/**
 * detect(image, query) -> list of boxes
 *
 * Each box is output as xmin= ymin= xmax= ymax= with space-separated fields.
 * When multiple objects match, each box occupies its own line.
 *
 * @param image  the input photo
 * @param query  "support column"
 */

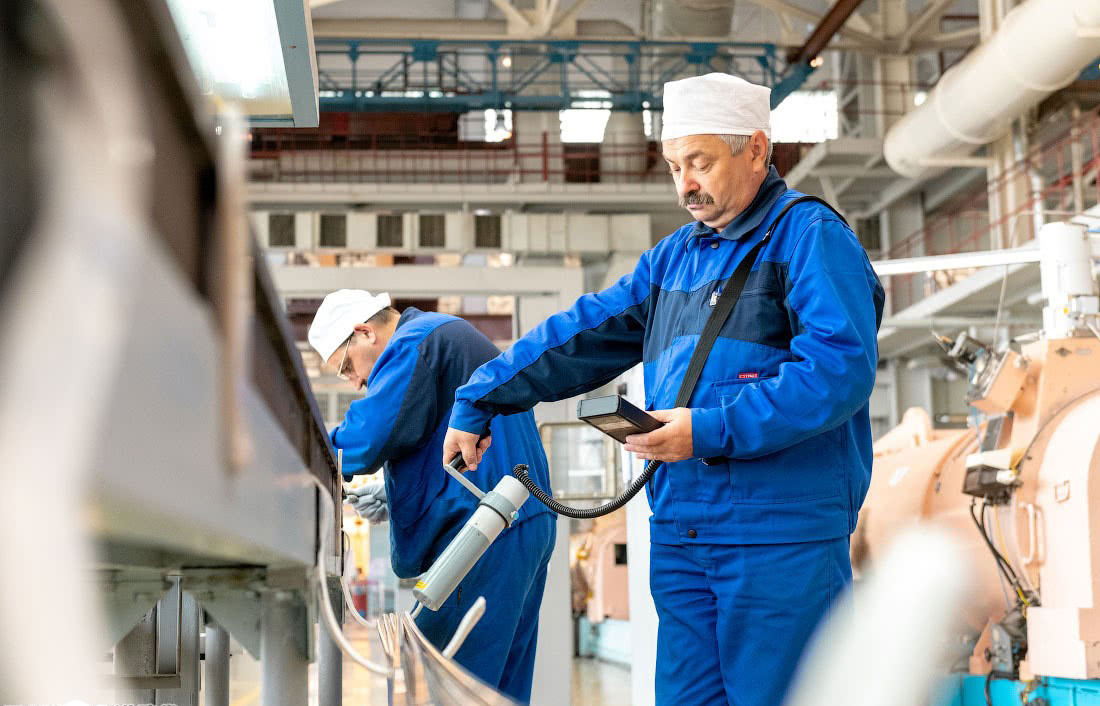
xmin=318 ymin=580 xmax=344 ymax=706
xmin=513 ymin=112 xmax=563 ymax=183
xmin=156 ymin=583 xmax=202 ymax=706
xmin=600 ymin=112 xmax=647 ymax=183
xmin=205 ymin=618 xmax=231 ymax=706
xmin=261 ymin=591 xmax=309 ymax=706
xmin=113 ymin=607 xmax=157 ymax=705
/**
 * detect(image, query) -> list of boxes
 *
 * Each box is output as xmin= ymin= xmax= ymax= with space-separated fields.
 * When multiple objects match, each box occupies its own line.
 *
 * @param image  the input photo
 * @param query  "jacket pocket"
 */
xmin=715 ymin=378 xmax=845 ymax=505
xmin=730 ymin=428 xmax=846 ymax=504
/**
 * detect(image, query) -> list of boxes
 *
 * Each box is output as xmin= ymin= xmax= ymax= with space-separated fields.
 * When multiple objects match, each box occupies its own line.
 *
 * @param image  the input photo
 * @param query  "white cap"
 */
xmin=661 ymin=73 xmax=771 ymax=141
xmin=308 ymin=289 xmax=392 ymax=362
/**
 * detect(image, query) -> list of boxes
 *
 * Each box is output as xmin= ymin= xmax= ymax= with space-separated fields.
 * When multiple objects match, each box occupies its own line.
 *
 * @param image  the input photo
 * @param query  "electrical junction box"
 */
xmin=963 ymin=448 xmax=1024 ymax=502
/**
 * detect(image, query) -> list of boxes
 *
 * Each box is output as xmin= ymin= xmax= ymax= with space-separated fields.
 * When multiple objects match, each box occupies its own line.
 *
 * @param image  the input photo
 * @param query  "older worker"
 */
xmin=444 ymin=73 xmax=884 ymax=706
xmin=309 ymin=290 xmax=554 ymax=703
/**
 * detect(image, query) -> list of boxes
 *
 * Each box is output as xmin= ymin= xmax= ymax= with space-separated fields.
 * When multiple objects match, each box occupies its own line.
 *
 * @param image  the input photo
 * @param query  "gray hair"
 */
xmin=718 ymin=134 xmax=773 ymax=169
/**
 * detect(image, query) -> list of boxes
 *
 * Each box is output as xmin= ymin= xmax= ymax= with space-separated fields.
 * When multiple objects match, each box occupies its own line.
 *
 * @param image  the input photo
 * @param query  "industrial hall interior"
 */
xmin=5 ymin=0 xmax=1100 ymax=704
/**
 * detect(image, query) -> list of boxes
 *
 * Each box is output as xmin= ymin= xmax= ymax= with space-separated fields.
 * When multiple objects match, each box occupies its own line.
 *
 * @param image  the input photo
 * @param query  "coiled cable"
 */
xmin=512 ymin=459 xmax=662 ymax=519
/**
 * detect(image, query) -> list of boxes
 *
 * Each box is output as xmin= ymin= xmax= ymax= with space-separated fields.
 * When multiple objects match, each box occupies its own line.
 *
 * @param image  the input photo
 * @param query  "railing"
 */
xmin=250 ymin=136 xmax=665 ymax=185
xmin=885 ymin=107 xmax=1100 ymax=312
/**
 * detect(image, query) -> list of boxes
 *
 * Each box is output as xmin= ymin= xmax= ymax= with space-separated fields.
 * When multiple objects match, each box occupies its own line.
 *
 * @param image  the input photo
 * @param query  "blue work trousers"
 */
xmin=651 ymin=536 xmax=851 ymax=706
xmin=416 ymin=513 xmax=556 ymax=704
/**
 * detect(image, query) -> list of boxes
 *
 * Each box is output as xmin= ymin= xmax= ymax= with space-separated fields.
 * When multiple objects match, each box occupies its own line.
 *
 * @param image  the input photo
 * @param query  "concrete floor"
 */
xmin=219 ymin=622 xmax=632 ymax=706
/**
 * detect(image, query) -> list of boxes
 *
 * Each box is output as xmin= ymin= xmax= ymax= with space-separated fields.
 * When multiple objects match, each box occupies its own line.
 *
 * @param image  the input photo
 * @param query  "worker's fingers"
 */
xmin=623 ymin=424 xmax=672 ymax=449
xmin=443 ymin=428 xmax=481 ymax=470
xmin=646 ymin=409 xmax=678 ymax=423
xmin=474 ymin=435 xmax=492 ymax=466
xmin=622 ymin=442 xmax=663 ymax=456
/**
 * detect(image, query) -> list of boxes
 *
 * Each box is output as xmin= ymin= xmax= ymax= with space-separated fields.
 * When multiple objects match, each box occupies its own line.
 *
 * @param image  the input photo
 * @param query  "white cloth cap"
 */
xmin=308 ymin=289 xmax=392 ymax=361
xmin=661 ymin=73 xmax=771 ymax=141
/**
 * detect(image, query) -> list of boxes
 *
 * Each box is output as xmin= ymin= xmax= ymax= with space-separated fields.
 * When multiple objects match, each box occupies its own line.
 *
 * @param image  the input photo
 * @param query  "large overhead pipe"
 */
xmin=883 ymin=0 xmax=1100 ymax=179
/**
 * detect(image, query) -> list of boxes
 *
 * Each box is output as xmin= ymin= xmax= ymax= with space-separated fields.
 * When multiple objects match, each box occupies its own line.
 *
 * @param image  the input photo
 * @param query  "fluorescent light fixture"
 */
xmin=165 ymin=0 xmax=319 ymax=126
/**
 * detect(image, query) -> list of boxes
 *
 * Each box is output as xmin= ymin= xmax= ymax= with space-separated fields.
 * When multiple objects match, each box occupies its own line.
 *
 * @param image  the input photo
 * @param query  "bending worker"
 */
xmin=309 ymin=290 xmax=554 ymax=703
xmin=445 ymin=73 xmax=885 ymax=706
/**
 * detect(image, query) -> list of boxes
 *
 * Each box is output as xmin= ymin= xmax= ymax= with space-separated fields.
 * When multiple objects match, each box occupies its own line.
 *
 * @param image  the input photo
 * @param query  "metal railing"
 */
xmin=250 ymin=136 xmax=665 ymax=185
xmin=885 ymin=107 xmax=1100 ymax=312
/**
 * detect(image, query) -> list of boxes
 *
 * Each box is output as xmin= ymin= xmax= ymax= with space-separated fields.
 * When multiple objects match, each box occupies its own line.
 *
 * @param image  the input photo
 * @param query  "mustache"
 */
xmin=679 ymin=191 xmax=715 ymax=207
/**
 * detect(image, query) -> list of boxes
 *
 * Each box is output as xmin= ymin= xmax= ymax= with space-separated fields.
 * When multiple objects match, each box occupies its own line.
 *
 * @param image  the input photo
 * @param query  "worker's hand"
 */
xmin=623 ymin=408 xmax=693 ymax=463
xmin=442 ymin=428 xmax=492 ymax=472
xmin=347 ymin=481 xmax=389 ymax=524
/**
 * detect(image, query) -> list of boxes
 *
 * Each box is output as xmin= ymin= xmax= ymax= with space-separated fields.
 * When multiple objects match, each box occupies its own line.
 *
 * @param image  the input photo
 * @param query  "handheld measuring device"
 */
xmin=577 ymin=395 xmax=663 ymax=443
xmin=411 ymin=452 xmax=530 ymax=612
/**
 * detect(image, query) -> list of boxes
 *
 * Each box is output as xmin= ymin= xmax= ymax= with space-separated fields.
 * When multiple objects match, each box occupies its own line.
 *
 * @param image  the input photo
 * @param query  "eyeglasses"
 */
xmin=335 ymin=335 xmax=354 ymax=381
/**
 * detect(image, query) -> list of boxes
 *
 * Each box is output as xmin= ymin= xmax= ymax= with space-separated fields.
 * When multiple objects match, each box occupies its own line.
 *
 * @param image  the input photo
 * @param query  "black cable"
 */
xmin=970 ymin=499 xmax=1038 ymax=606
xmin=984 ymin=671 xmax=994 ymax=706
xmin=977 ymin=500 xmax=1022 ymax=587
xmin=513 ymin=460 xmax=662 ymax=519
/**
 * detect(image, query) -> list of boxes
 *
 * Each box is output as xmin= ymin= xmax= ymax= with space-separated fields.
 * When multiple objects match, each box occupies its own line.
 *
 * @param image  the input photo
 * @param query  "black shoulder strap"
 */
xmin=672 ymin=195 xmax=845 ymax=410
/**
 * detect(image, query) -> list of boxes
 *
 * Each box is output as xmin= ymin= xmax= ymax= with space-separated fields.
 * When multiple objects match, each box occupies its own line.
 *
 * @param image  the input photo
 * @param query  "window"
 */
xmin=313 ymin=392 xmax=331 ymax=424
xmin=614 ymin=543 xmax=628 ymax=566
xmin=377 ymin=214 xmax=404 ymax=248
xmin=319 ymin=214 xmax=347 ymax=248
xmin=336 ymin=393 xmax=361 ymax=421
xmin=269 ymin=214 xmax=295 ymax=247
xmin=419 ymin=214 xmax=446 ymax=248
xmin=474 ymin=214 xmax=501 ymax=249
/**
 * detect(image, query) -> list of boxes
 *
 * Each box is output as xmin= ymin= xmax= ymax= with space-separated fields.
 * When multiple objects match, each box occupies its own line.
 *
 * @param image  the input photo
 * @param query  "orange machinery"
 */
xmin=855 ymin=222 xmax=1100 ymax=682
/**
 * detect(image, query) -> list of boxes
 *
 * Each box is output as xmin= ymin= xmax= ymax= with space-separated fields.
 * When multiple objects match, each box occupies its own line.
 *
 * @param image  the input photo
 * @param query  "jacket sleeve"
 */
xmin=330 ymin=341 xmax=438 ymax=475
xmin=449 ymin=249 xmax=656 ymax=434
xmin=691 ymin=216 xmax=884 ymax=459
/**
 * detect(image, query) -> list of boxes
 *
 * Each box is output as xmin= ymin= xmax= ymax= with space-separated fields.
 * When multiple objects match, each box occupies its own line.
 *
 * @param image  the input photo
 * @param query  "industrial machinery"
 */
xmin=853 ymin=221 xmax=1100 ymax=704
xmin=0 ymin=1 xmax=524 ymax=704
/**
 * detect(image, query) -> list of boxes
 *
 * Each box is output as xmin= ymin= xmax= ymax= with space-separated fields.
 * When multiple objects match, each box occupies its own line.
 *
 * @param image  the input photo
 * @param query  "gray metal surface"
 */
xmin=393 ymin=613 xmax=520 ymax=706
xmin=113 ymin=607 xmax=158 ymax=704
xmin=205 ymin=619 xmax=231 ymax=706
xmin=261 ymin=591 xmax=309 ymax=706
xmin=318 ymin=581 xmax=344 ymax=706
xmin=155 ymin=585 xmax=202 ymax=705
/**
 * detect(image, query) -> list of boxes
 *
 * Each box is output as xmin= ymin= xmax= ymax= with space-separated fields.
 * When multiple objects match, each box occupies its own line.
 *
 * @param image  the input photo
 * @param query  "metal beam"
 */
xmin=872 ymin=244 xmax=1040 ymax=276
xmin=881 ymin=316 xmax=1041 ymax=328
xmin=271 ymin=264 xmax=586 ymax=298
xmin=908 ymin=26 xmax=980 ymax=49
xmin=898 ymin=0 xmax=957 ymax=51
xmin=551 ymin=0 xmax=591 ymax=33
xmin=273 ymin=0 xmax=320 ymax=127
xmin=740 ymin=0 xmax=887 ymax=48
xmin=487 ymin=0 xmax=532 ymax=31
xmin=248 ymin=181 xmax=678 ymax=208
xmin=788 ymin=0 xmax=869 ymax=64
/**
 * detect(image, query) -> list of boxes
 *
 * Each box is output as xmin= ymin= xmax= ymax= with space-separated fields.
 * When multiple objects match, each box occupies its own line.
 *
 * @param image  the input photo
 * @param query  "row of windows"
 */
xmin=268 ymin=213 xmax=502 ymax=249
xmin=315 ymin=390 xmax=367 ymax=428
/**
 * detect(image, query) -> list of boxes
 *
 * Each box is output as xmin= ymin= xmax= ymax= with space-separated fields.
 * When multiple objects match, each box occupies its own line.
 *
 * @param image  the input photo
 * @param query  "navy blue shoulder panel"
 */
xmin=417 ymin=316 xmax=503 ymax=432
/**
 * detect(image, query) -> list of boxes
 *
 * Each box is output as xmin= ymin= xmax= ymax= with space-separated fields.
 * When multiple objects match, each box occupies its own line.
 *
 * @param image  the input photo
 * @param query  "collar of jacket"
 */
xmin=396 ymin=306 xmax=423 ymax=330
xmin=688 ymin=165 xmax=788 ymax=243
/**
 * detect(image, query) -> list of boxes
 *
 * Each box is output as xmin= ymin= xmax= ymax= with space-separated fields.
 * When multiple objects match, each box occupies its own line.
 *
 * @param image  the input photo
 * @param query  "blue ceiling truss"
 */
xmin=312 ymin=37 xmax=814 ymax=114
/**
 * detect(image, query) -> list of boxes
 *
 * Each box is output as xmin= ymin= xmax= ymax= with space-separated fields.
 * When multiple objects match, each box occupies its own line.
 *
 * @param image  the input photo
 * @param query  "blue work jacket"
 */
xmin=331 ymin=308 xmax=553 ymax=577
xmin=450 ymin=168 xmax=885 ymax=545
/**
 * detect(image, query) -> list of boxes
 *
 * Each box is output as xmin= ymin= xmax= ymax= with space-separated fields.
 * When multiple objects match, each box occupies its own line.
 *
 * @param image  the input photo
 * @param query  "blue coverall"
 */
xmin=330 ymin=308 xmax=555 ymax=703
xmin=450 ymin=167 xmax=885 ymax=706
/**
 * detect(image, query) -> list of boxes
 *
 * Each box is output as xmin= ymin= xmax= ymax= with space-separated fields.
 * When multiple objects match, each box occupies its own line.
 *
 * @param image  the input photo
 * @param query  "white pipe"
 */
xmin=1040 ymin=221 xmax=1098 ymax=338
xmin=883 ymin=0 xmax=1100 ymax=179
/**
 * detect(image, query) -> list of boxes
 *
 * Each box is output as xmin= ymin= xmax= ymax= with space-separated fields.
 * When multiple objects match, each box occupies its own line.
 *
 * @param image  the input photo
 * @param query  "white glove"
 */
xmin=347 ymin=481 xmax=388 ymax=524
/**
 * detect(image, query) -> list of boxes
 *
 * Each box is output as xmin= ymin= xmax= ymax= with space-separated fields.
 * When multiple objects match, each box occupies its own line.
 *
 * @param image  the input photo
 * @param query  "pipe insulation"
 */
xmin=883 ymin=0 xmax=1100 ymax=179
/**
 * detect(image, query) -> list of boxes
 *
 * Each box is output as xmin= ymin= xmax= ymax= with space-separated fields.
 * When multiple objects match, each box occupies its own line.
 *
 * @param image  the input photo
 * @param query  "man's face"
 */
xmin=661 ymin=132 xmax=769 ymax=230
xmin=324 ymin=323 xmax=391 ymax=390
